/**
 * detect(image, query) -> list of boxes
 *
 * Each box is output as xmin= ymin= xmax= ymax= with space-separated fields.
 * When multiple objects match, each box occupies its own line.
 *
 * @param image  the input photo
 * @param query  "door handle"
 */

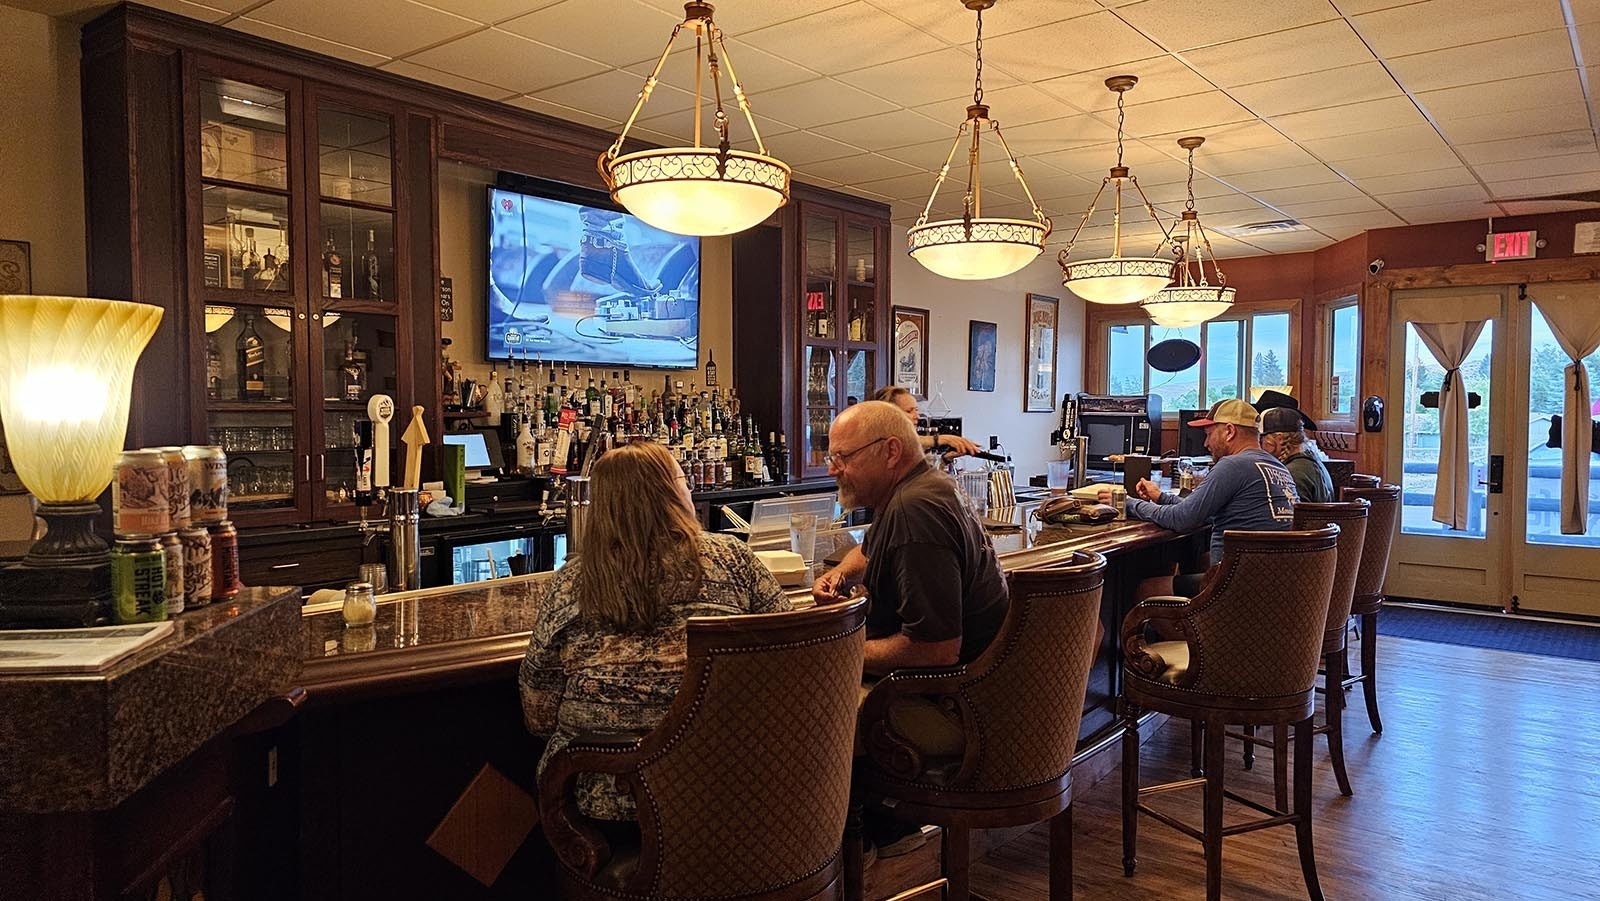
xmin=1479 ymin=455 xmax=1504 ymax=494
xmin=269 ymin=562 xmax=301 ymax=570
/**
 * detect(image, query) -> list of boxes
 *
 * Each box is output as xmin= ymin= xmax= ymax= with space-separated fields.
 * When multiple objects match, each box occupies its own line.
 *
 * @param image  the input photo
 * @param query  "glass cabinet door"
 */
xmin=203 ymin=304 xmax=299 ymax=516
xmin=316 ymin=104 xmax=395 ymax=304
xmin=805 ymin=214 xmax=838 ymax=341
xmin=198 ymin=76 xmax=293 ymax=297
xmin=316 ymin=311 xmax=399 ymax=508
xmin=845 ymin=222 xmax=877 ymax=344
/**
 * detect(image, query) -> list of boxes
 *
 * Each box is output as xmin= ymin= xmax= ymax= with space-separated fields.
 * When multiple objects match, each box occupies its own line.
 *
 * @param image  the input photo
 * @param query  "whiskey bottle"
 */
xmin=848 ymin=304 xmax=864 ymax=341
xmin=361 ymin=228 xmax=381 ymax=300
xmin=322 ymin=229 xmax=344 ymax=299
xmin=206 ymin=333 xmax=222 ymax=400
xmin=241 ymin=228 xmax=262 ymax=289
xmin=339 ymin=337 xmax=367 ymax=402
xmin=236 ymin=314 xmax=266 ymax=401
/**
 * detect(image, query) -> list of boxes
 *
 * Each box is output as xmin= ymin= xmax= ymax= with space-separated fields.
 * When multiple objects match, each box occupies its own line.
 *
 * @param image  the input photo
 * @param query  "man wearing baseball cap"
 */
xmin=1257 ymin=397 xmax=1334 ymax=503
xmin=1103 ymin=397 xmax=1298 ymax=597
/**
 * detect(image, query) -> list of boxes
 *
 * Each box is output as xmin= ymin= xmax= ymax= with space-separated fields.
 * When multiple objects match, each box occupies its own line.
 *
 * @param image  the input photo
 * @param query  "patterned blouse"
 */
xmin=520 ymin=532 xmax=791 ymax=821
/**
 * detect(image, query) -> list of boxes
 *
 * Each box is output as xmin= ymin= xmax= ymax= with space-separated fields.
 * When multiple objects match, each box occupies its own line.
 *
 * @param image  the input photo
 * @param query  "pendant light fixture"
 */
xmin=1142 ymin=136 xmax=1236 ymax=328
xmin=906 ymin=0 xmax=1050 ymax=281
xmin=598 ymin=2 xmax=790 ymax=237
xmin=1057 ymin=76 xmax=1176 ymax=304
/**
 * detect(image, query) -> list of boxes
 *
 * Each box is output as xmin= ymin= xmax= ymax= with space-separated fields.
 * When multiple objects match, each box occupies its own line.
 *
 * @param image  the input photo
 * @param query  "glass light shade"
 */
xmin=0 ymin=296 xmax=163 ymax=503
xmin=1143 ymin=285 xmax=1236 ymax=327
xmin=907 ymin=218 xmax=1047 ymax=280
xmin=607 ymin=147 xmax=790 ymax=237
xmin=1061 ymin=257 xmax=1175 ymax=305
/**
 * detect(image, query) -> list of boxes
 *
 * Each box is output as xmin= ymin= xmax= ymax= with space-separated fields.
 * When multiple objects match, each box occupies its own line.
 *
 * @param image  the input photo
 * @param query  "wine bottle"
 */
xmin=236 ymin=314 xmax=265 ymax=401
xmin=775 ymin=431 xmax=790 ymax=485
xmin=322 ymin=229 xmax=344 ymax=298
xmin=705 ymin=349 xmax=718 ymax=387
xmin=361 ymin=228 xmax=381 ymax=299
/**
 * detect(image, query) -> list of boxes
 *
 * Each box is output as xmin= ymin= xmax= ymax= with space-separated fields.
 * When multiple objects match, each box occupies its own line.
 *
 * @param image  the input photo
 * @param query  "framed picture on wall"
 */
xmin=1025 ymin=293 xmax=1059 ymax=412
xmin=0 ymin=240 xmax=32 ymax=294
xmin=968 ymin=320 xmax=997 ymax=392
xmin=892 ymin=306 xmax=930 ymax=400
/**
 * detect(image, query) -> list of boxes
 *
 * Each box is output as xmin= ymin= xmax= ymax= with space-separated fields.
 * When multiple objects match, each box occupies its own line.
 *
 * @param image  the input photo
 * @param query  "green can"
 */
xmin=111 ymin=537 xmax=167 ymax=624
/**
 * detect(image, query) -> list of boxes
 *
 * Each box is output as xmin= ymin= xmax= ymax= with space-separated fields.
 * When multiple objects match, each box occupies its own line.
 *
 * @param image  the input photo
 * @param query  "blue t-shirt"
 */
xmin=1125 ymin=448 xmax=1297 ymax=561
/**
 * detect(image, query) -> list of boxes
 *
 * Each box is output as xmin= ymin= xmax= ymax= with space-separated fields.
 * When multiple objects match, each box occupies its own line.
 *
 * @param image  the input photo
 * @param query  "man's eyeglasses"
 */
xmin=824 ymin=436 xmax=888 ymax=468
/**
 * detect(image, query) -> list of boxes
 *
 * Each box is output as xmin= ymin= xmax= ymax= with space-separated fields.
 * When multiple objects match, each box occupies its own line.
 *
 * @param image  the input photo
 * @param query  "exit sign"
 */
xmin=1485 ymin=230 xmax=1538 ymax=262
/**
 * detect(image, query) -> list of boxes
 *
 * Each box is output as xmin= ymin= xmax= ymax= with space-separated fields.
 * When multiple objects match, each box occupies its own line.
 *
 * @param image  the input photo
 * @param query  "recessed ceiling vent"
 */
xmin=1220 ymin=219 xmax=1307 ymax=236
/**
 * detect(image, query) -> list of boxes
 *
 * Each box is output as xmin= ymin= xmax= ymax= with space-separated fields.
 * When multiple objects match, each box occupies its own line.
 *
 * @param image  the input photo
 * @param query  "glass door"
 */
xmin=801 ymin=211 xmax=840 ymax=477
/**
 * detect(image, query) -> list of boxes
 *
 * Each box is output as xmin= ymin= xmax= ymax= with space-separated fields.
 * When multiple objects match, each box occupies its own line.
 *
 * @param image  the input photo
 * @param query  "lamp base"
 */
xmin=0 ymin=502 xmax=113 ymax=628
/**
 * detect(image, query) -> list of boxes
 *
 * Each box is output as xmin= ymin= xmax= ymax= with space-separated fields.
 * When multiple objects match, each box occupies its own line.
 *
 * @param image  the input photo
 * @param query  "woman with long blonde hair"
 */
xmin=520 ymin=441 xmax=790 ymax=824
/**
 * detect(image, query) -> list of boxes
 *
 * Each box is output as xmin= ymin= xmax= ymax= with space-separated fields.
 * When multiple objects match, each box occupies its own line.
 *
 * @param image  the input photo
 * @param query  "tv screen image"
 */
xmin=487 ymin=186 xmax=701 ymax=369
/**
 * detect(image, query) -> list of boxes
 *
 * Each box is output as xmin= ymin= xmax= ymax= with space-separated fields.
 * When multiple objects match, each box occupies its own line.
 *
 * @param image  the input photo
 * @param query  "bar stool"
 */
xmin=1238 ymin=500 xmax=1369 ymax=806
xmin=1121 ymin=527 xmax=1340 ymax=901
xmin=539 ymin=599 xmax=867 ymax=900
xmin=1340 ymin=482 xmax=1401 ymax=733
xmin=851 ymin=552 xmax=1107 ymax=901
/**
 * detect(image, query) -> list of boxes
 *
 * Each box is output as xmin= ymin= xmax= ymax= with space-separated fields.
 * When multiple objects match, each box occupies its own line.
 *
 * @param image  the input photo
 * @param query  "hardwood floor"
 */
xmin=875 ymin=632 xmax=1600 ymax=900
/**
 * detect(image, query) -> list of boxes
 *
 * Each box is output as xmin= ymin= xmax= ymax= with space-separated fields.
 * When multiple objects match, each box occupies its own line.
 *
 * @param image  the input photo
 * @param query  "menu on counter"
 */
xmin=0 ymin=622 xmax=175 ymax=674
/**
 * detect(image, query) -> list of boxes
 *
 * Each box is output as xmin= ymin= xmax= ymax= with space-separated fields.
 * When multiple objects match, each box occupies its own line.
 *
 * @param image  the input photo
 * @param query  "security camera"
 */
xmin=1368 ymin=259 xmax=1385 ymax=275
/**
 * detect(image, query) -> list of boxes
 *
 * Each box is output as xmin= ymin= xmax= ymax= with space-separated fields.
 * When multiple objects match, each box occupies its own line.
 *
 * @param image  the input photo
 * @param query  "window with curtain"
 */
xmin=1098 ymin=311 xmax=1293 ymax=415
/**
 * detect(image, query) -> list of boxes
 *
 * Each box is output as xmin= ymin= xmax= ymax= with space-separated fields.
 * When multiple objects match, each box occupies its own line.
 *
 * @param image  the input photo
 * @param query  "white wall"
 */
xmin=888 ymin=226 xmax=1084 ymax=483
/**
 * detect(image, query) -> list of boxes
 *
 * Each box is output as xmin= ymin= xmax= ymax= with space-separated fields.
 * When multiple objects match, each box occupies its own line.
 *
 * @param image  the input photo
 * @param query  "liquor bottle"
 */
xmin=599 ymin=377 xmax=612 ymax=418
xmin=339 ymin=338 xmax=367 ymax=403
xmin=516 ymin=415 xmax=535 ymax=472
xmin=241 ymin=228 xmax=262 ymax=288
xmin=206 ymin=333 xmax=222 ymax=400
xmin=704 ymin=349 xmax=718 ymax=387
xmin=775 ymin=431 xmax=790 ymax=485
xmin=322 ymin=229 xmax=344 ymax=298
xmin=727 ymin=386 xmax=741 ymax=417
xmin=848 ymin=304 xmax=864 ymax=341
xmin=484 ymin=368 xmax=503 ymax=427
xmin=585 ymin=376 xmax=600 ymax=417
xmin=236 ymin=314 xmax=265 ymax=401
xmin=744 ymin=418 xmax=762 ymax=487
xmin=360 ymin=229 xmax=381 ymax=300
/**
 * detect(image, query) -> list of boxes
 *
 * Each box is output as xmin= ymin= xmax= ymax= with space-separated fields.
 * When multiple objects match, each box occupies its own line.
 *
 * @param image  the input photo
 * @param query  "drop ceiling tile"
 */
xmin=1185 ymin=190 xmax=1275 ymax=214
xmin=729 ymin=78 xmax=897 ymax=129
xmin=1375 ymin=183 xmax=1491 ymax=206
xmin=379 ymin=59 xmax=517 ymax=100
xmin=978 ymin=11 xmax=1165 ymax=81
xmin=1456 ymin=130 xmax=1597 ymax=165
xmin=1331 ymin=147 xmax=1465 ymax=177
xmin=1475 ymin=152 xmax=1600 ymax=183
xmin=1123 ymin=157 xmax=1194 ymax=186
xmin=994 ymin=115 xmax=1121 ymax=158
xmin=1300 ymin=210 xmax=1406 ymax=233
xmin=1573 ymin=0 xmax=1600 ymax=24
xmin=623 ymin=39 xmax=825 ymax=93
xmin=1036 ymin=54 xmax=1214 ymax=112
xmin=868 ymin=0 xmax=1101 ymax=43
xmin=1268 ymin=95 xmax=1427 ymax=142
xmin=1030 ymin=136 xmax=1173 ymax=176
xmin=853 ymin=172 xmax=945 ymax=202
xmin=1490 ymin=169 xmax=1600 ymax=197
xmin=810 ymin=108 xmax=958 ymax=151
xmin=412 ymin=0 xmax=564 ymax=25
xmin=877 ymin=137 xmax=960 ymax=167
xmin=1140 ymin=176 xmax=1247 ymax=204
xmin=504 ymin=95 xmax=617 ymax=129
xmin=1435 ymin=102 xmax=1592 ymax=145
xmin=1255 ymin=180 xmax=1367 ymax=204
xmin=498 ymin=0 xmax=683 ymax=67
xmin=1392 ymin=201 xmax=1502 ymax=223
xmin=1335 ymin=0 xmax=1431 ymax=13
xmin=799 ymin=152 xmax=924 ymax=185
xmin=141 ymin=1 xmax=237 ymax=21
xmin=1116 ymin=0 xmax=1339 ymax=52
xmin=534 ymin=69 xmax=697 ymax=120
xmin=1121 ymin=90 xmax=1256 ymax=137
xmin=1227 ymin=162 xmax=1344 ymax=192
xmin=1349 ymin=166 xmax=1478 ymax=194
xmin=1183 ymin=19 xmax=1374 ymax=87
xmin=913 ymin=84 xmax=1078 ymax=128
xmin=631 ymin=101 xmax=797 ymax=145
xmin=1145 ymin=121 xmax=1289 ymax=155
xmin=249 ymin=0 xmax=481 ymax=59
xmin=764 ymin=129 xmax=867 ymax=166
xmin=405 ymin=28 xmax=607 ymax=93
xmin=1354 ymin=0 xmax=1565 ymax=59
xmin=1497 ymin=199 xmax=1600 ymax=214
xmin=1416 ymin=71 xmax=1586 ymax=122
xmin=1385 ymin=29 xmax=1577 ymax=93
xmin=836 ymin=48 xmax=1018 ymax=108
xmin=739 ymin=2 xmax=946 ymax=74
xmin=1197 ymin=143 xmax=1320 ymax=175
xmin=1228 ymin=62 xmax=1402 ymax=117
xmin=229 ymin=18 xmax=390 ymax=66
xmin=1272 ymin=196 xmax=1386 ymax=218
xmin=1298 ymin=123 xmax=1450 ymax=161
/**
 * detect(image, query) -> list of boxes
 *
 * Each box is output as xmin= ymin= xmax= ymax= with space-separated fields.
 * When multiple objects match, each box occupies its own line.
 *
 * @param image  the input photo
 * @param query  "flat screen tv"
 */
xmin=486 ymin=179 xmax=701 ymax=369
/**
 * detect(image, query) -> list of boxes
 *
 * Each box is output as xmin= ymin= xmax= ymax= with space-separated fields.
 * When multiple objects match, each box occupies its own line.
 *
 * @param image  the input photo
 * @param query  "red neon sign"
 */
xmin=1485 ymin=230 xmax=1538 ymax=262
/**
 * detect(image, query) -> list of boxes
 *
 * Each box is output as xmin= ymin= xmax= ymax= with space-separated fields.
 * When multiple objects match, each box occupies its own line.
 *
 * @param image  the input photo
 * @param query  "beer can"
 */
xmin=180 ymin=525 xmax=213 ymax=608
xmin=209 ymin=519 xmax=241 ymax=602
xmin=113 ymin=450 xmax=170 ymax=536
xmin=111 ymin=537 xmax=167 ymax=623
xmin=185 ymin=445 xmax=229 ymax=525
xmin=159 ymin=532 xmax=185 ymax=615
xmin=157 ymin=446 xmax=192 ymax=529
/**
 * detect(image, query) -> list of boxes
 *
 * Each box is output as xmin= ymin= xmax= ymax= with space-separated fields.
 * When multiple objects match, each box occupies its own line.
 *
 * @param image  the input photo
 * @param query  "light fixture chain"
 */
xmin=1116 ymin=88 xmax=1125 ymax=168
xmin=1185 ymin=145 xmax=1196 ymax=212
xmin=707 ymin=27 xmax=731 ymax=155
xmin=715 ymin=31 xmax=771 ymax=156
xmin=603 ymin=21 xmax=686 ymax=162
xmin=972 ymin=4 xmax=985 ymax=106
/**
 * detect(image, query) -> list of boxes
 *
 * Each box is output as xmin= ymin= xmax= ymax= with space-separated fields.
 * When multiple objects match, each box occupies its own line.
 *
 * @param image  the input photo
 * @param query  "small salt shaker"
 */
xmin=343 ymin=581 xmax=376 ymax=627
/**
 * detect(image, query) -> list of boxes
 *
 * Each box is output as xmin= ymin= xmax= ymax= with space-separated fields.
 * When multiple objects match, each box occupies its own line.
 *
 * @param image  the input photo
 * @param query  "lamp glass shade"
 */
xmin=1061 ymin=256 xmax=1175 ymax=305
xmin=607 ymin=147 xmax=790 ymax=237
xmin=1143 ymin=285 xmax=1236 ymax=328
xmin=907 ymin=218 xmax=1047 ymax=280
xmin=0 ymin=296 xmax=163 ymax=503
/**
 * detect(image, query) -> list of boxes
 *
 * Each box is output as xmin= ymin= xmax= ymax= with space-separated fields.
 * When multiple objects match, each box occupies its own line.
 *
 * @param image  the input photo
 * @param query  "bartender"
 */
xmin=870 ymin=386 xmax=982 ymax=461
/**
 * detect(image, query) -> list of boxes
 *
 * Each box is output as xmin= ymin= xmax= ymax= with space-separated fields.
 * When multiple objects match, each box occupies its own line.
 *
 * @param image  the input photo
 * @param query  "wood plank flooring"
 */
xmin=874 ymin=631 xmax=1600 ymax=900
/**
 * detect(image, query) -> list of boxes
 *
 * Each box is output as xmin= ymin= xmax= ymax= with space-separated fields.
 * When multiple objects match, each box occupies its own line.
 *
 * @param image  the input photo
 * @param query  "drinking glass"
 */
xmin=789 ymin=513 xmax=819 ymax=565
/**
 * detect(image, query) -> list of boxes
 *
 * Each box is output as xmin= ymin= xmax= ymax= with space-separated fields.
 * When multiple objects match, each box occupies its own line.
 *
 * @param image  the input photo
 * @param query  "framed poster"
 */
xmin=892 ymin=306 xmax=929 ymax=399
xmin=1025 ymin=293 xmax=1059 ymax=412
xmin=968 ymin=320 xmax=997 ymax=392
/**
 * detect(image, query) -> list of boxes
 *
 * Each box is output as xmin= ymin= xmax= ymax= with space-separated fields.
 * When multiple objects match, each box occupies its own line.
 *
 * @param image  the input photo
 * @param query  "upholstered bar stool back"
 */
xmin=540 ymin=598 xmax=868 ymax=901
xmin=854 ymin=551 xmax=1107 ymax=901
xmin=1340 ymin=482 xmax=1401 ymax=733
xmin=1344 ymin=472 xmax=1382 ymax=494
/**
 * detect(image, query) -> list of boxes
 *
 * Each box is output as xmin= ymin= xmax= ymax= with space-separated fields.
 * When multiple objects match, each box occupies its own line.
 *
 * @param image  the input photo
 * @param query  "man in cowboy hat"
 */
xmin=1254 ymin=390 xmax=1334 ymax=503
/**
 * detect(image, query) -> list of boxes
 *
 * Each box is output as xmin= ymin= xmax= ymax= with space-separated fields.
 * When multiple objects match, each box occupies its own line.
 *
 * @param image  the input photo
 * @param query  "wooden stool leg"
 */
xmin=1203 ymin=718 xmax=1225 ymax=901
xmin=1190 ymin=719 xmax=1205 ymax=777
xmin=1361 ymin=611 xmax=1383 ymax=733
xmin=1122 ymin=708 xmax=1140 ymax=877
xmin=1049 ymin=804 xmax=1073 ymax=901
xmin=1273 ymin=723 xmax=1289 ymax=813
xmin=1243 ymin=724 xmax=1256 ymax=770
xmin=1325 ymin=652 xmax=1353 ymax=796
xmin=1293 ymin=718 xmax=1326 ymax=901
xmin=843 ymin=800 xmax=864 ymax=901
xmin=944 ymin=825 xmax=971 ymax=901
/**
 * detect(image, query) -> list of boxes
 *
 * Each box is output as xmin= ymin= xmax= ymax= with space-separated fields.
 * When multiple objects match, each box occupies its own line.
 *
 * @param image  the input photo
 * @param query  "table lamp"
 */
xmin=0 ymin=295 xmax=163 ymax=626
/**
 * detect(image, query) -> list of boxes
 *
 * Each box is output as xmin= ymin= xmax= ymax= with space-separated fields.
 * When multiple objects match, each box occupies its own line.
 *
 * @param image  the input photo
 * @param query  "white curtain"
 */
xmin=1414 ymin=321 xmax=1488 ymax=530
xmin=1532 ymin=289 xmax=1600 ymax=534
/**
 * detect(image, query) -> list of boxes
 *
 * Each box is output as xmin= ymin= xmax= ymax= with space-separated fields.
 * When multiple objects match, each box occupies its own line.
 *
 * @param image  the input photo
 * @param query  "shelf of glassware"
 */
xmin=203 ymin=304 xmax=299 ymax=513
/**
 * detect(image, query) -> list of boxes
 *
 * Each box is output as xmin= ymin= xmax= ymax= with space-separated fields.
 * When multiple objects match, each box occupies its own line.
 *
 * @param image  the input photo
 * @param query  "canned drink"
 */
xmin=113 ymin=450 xmax=170 ymax=536
xmin=156 ymin=446 xmax=191 ymax=529
xmin=180 ymin=525 xmax=213 ymax=608
xmin=1112 ymin=486 xmax=1128 ymax=519
xmin=159 ymin=532 xmax=185 ymax=615
xmin=208 ymin=520 xmax=240 ymax=602
xmin=111 ymin=537 xmax=167 ymax=623
xmin=185 ymin=445 xmax=229 ymax=525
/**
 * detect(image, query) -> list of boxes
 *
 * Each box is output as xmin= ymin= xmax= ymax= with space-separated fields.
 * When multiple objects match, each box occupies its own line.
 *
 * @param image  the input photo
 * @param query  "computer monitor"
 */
xmin=1178 ymin=410 xmax=1210 ymax=457
xmin=442 ymin=429 xmax=505 ymax=477
xmin=1083 ymin=419 xmax=1130 ymax=462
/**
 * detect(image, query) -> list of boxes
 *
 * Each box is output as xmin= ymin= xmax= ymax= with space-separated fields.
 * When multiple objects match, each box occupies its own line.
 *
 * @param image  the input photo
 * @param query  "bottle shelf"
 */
xmin=207 ymin=401 xmax=295 ymax=412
